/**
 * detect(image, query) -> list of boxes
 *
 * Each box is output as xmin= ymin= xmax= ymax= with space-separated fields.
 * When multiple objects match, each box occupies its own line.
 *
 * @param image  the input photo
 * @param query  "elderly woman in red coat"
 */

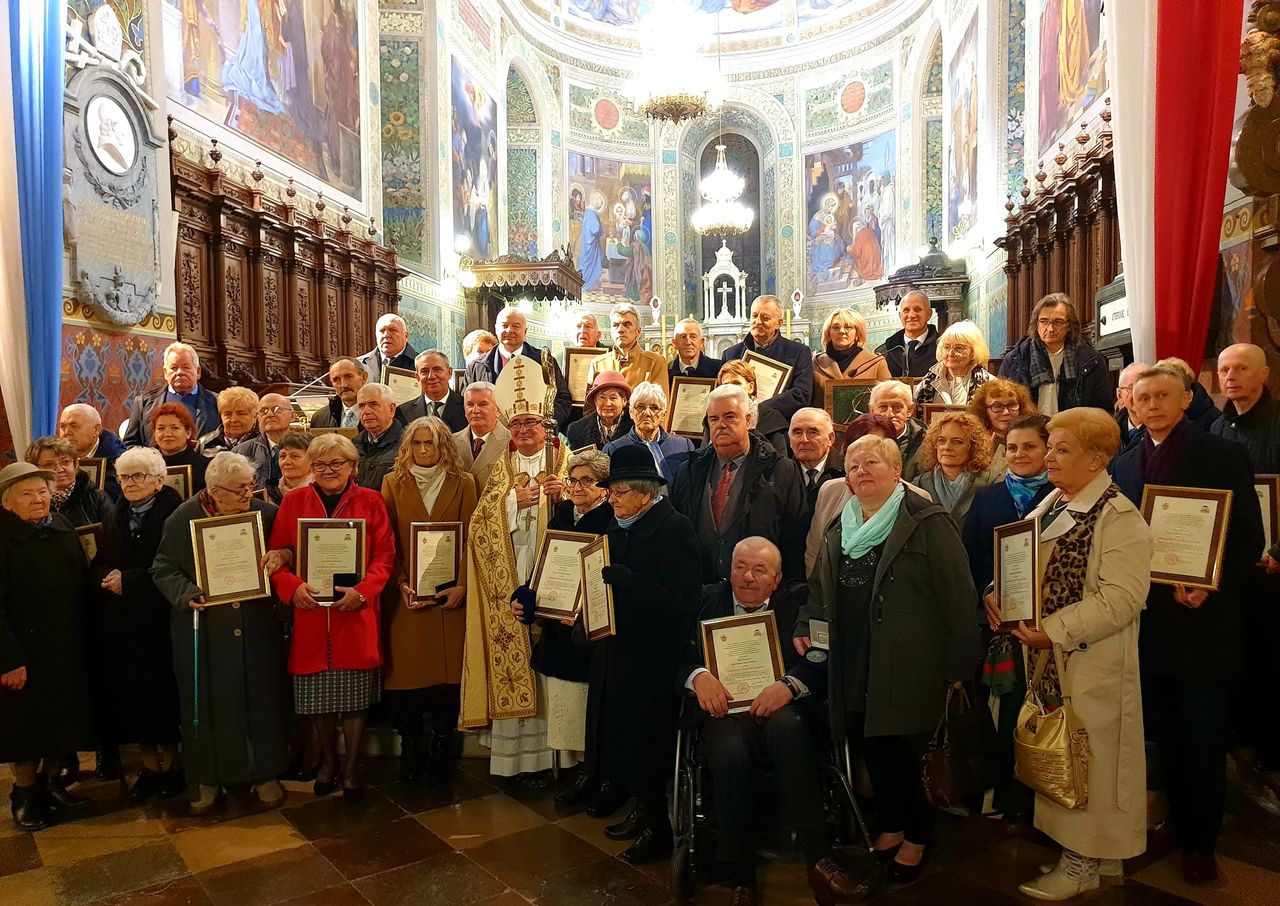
xmin=269 ymin=434 xmax=395 ymax=801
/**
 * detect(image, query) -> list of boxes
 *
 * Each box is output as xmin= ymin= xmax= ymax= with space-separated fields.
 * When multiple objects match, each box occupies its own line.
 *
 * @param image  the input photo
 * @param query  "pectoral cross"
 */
xmin=717 ymin=282 xmax=734 ymax=318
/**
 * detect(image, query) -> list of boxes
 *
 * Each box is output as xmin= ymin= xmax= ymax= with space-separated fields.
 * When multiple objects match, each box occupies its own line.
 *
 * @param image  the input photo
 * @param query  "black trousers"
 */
xmin=700 ymin=703 xmax=827 ymax=870
xmin=849 ymin=712 xmax=934 ymax=846
xmin=1144 ymin=677 xmax=1230 ymax=852
xmin=1236 ymin=570 xmax=1280 ymax=759
xmin=388 ymin=684 xmax=461 ymax=744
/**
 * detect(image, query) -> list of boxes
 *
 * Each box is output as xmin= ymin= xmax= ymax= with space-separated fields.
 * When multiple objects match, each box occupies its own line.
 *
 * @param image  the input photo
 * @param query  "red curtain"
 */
xmin=1153 ymin=0 xmax=1244 ymax=364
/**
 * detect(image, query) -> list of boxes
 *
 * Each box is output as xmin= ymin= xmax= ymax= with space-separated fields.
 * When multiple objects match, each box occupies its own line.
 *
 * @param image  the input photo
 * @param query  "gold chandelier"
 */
xmin=624 ymin=4 xmax=722 ymax=125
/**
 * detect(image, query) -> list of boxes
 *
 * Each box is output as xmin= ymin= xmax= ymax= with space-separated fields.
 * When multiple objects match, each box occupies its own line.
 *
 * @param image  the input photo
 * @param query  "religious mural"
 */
xmin=803 ymin=131 xmax=897 ymax=296
xmin=451 ymin=56 xmax=499 ymax=259
xmin=1036 ymin=0 xmax=1107 ymax=158
xmin=567 ymin=151 xmax=653 ymax=303
xmin=565 ymin=0 xmax=861 ymax=37
xmin=170 ymin=0 xmax=364 ymax=198
xmin=947 ymin=10 xmax=978 ymax=241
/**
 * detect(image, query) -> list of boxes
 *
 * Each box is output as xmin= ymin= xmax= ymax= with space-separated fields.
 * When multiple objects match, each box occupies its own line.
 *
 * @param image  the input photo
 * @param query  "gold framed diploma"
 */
xmin=1256 ymin=475 xmax=1279 ymax=555
xmin=741 ymin=350 xmax=793 ymax=402
xmin=580 ymin=535 xmax=616 ymax=641
xmin=290 ymin=394 xmax=333 ymax=422
xmin=408 ymin=522 xmax=462 ymax=601
xmin=78 ymin=457 xmax=106 ymax=491
xmin=296 ymin=518 xmax=366 ymax=602
xmin=76 ymin=522 xmax=103 ymax=562
xmin=164 ymin=464 xmax=193 ymax=500
xmin=993 ymin=518 xmax=1041 ymax=629
xmin=384 ymin=366 xmax=423 ymax=407
xmin=667 ymin=376 xmax=716 ymax=439
xmin=189 ymin=512 xmax=269 ymax=606
xmin=564 ymin=347 xmax=608 ymax=405
xmin=1139 ymin=485 xmax=1233 ymax=590
xmin=700 ymin=611 xmax=786 ymax=714
xmin=532 ymin=530 xmax=596 ymax=620
xmin=920 ymin=403 xmax=967 ymax=426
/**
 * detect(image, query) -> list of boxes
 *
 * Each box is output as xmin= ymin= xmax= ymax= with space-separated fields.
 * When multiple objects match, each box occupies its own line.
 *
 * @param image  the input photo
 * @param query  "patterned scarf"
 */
xmin=51 ymin=484 xmax=74 ymax=510
xmin=1027 ymin=339 xmax=1077 ymax=392
xmin=1005 ymin=470 xmax=1050 ymax=518
xmin=1031 ymin=483 xmax=1120 ymax=706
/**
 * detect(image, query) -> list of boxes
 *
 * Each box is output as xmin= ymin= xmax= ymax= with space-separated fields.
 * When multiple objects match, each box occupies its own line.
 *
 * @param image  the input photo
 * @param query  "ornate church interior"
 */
xmin=2 ymin=0 xmax=1280 ymax=904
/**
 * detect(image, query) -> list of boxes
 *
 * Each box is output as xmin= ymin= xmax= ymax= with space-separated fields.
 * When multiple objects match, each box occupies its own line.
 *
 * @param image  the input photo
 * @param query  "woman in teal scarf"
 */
xmin=796 ymin=435 xmax=980 ymax=883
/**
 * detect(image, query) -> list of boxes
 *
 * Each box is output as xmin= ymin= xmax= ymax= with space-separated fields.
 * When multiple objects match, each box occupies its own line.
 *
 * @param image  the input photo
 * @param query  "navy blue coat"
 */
xmin=668 ymin=355 xmax=724 ymax=380
xmin=122 ymin=385 xmax=220 ymax=449
xmin=961 ymin=478 xmax=1053 ymax=599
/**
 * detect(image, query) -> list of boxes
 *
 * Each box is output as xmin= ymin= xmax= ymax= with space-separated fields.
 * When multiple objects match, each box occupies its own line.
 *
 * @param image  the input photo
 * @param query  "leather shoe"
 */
xmin=887 ymin=853 xmax=925 ymax=884
xmin=10 ymin=786 xmax=51 ymax=832
xmin=604 ymin=806 xmax=643 ymax=841
xmin=585 ymin=782 xmax=626 ymax=818
xmin=45 ymin=783 xmax=91 ymax=812
xmin=728 ymin=885 xmax=758 ymax=906
xmin=1182 ymin=850 xmax=1218 ymax=885
xmin=619 ymin=824 xmax=673 ymax=864
xmin=808 ymin=857 xmax=875 ymax=903
xmin=554 ymin=769 xmax=595 ymax=807
xmin=313 ymin=774 xmax=341 ymax=797
xmin=127 ymin=769 xmax=161 ymax=804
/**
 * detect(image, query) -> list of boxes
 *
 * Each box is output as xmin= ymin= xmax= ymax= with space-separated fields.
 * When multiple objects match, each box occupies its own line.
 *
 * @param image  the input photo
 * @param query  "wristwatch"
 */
xmin=779 ymin=675 xmax=800 ymax=699
xmin=356 ymin=592 xmax=366 ymax=606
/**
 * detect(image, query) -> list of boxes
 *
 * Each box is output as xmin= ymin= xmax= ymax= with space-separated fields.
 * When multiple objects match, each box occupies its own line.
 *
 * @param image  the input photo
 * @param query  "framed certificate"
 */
xmin=297 ymin=518 xmax=367 ymax=602
xmin=164 ymin=464 xmax=193 ymax=500
xmin=532 ymin=530 xmax=596 ymax=620
xmin=384 ymin=366 xmax=422 ymax=407
xmin=824 ymin=378 xmax=878 ymax=431
xmin=580 ymin=535 xmax=616 ymax=641
xmin=1256 ymin=475 xmax=1279 ymax=555
xmin=409 ymin=522 xmax=463 ymax=601
xmin=667 ymin=376 xmax=715 ymax=439
xmin=993 ymin=518 xmax=1041 ymax=629
xmin=76 ymin=522 xmax=103 ymax=562
xmin=290 ymin=394 xmax=333 ymax=422
xmin=699 ymin=611 xmax=786 ymax=714
xmin=189 ymin=512 xmax=269 ymax=606
xmin=1139 ymin=485 xmax=1233 ymax=590
xmin=809 ymin=618 xmax=830 ymax=650
xmin=564 ymin=346 xmax=607 ymax=405
xmin=78 ymin=457 xmax=106 ymax=491
xmin=569 ymin=444 xmax=599 ymax=456
xmin=920 ymin=403 xmax=967 ymax=426
xmin=252 ymin=488 xmax=270 ymax=502
xmin=741 ymin=350 xmax=793 ymax=402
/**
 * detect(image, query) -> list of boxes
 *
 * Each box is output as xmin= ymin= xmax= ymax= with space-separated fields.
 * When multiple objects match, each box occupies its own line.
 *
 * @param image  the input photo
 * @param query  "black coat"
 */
xmin=164 ymin=447 xmax=209 ymax=495
xmin=1187 ymin=382 xmax=1221 ymax=431
xmin=397 ymin=391 xmax=468 ymax=433
xmin=531 ymin=501 xmax=613 ymax=683
xmin=123 ymin=384 xmax=221 ymax=448
xmin=799 ymin=489 xmax=980 ymax=740
xmin=669 ymin=355 xmax=724 ymax=380
xmin=723 ymin=333 xmax=815 ymax=422
xmin=357 ymin=344 xmax=419 ymax=381
xmin=1110 ymin=420 xmax=1264 ymax=679
xmin=961 ymin=478 xmax=1053 ymax=598
xmin=670 ymin=432 xmax=808 ymax=582
xmin=876 ymin=324 xmax=940 ymax=379
xmin=91 ymin=487 xmax=184 ymax=745
xmin=1210 ymin=391 xmax=1280 ymax=558
xmin=0 ymin=509 xmax=95 ymax=762
xmin=95 ymin=429 xmax=127 ymax=502
xmin=565 ymin=411 xmax=635 ymax=452
xmin=55 ymin=470 xmax=111 ymax=529
xmin=462 ymin=344 xmax=573 ymax=431
xmin=997 ymin=337 xmax=1111 ymax=412
xmin=355 ymin=420 xmax=405 ymax=491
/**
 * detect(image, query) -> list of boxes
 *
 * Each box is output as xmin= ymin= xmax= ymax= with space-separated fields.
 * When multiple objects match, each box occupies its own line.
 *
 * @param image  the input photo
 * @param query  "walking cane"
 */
xmin=192 ymin=609 xmax=200 ymax=764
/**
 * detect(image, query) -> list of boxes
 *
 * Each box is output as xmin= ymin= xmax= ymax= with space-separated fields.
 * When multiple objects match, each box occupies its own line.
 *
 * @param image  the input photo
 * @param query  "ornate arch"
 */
xmin=500 ymin=40 xmax=564 ymax=258
xmin=909 ymin=19 xmax=943 ymax=254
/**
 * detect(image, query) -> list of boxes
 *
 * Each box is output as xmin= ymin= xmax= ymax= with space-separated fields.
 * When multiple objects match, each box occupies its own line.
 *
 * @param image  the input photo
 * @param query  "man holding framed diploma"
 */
xmin=1111 ymin=365 xmax=1264 ymax=883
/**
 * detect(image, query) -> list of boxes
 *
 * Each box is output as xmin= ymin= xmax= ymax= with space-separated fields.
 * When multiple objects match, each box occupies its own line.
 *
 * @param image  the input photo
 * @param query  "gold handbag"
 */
xmin=1014 ymin=645 xmax=1090 ymax=810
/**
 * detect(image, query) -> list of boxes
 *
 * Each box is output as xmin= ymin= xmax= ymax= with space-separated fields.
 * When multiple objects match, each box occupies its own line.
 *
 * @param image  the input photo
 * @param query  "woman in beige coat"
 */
xmin=381 ymin=416 xmax=478 ymax=784
xmin=985 ymin=407 xmax=1151 ymax=901
xmin=810 ymin=308 xmax=892 ymax=409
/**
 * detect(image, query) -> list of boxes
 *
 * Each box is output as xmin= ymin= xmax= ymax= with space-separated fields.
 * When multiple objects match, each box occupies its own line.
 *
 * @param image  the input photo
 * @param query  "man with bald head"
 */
xmin=722 ymin=295 xmax=815 ymax=422
xmin=234 ymin=392 xmax=297 ymax=488
xmin=1210 ymin=343 xmax=1279 ymax=475
xmin=461 ymin=306 xmax=572 ymax=430
xmin=1114 ymin=361 xmax=1150 ymax=445
xmin=357 ymin=313 xmax=418 ymax=382
xmin=58 ymin=403 xmax=126 ymax=500
xmin=876 ymin=290 xmax=939 ymax=378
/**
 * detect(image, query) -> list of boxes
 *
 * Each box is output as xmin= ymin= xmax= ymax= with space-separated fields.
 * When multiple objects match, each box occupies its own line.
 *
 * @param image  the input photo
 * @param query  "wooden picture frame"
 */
xmin=408 ymin=522 xmax=463 ymax=601
xmin=699 ymin=610 xmax=786 ymax=714
xmin=920 ymin=403 xmax=967 ymax=426
xmin=76 ymin=522 xmax=103 ymax=562
xmin=823 ymin=378 xmax=879 ymax=431
xmin=1139 ymin=485 xmax=1233 ymax=591
xmin=667 ymin=376 xmax=716 ymax=439
xmin=164 ymin=464 xmax=193 ymax=500
xmin=741 ymin=350 xmax=793 ymax=402
xmin=993 ymin=518 xmax=1042 ymax=629
xmin=580 ymin=534 xmax=616 ymax=641
xmin=564 ymin=346 xmax=608 ymax=405
xmin=189 ymin=511 xmax=269 ymax=606
xmin=78 ymin=457 xmax=107 ymax=491
xmin=531 ymin=529 xmax=596 ymax=620
xmin=296 ymin=518 xmax=367 ymax=602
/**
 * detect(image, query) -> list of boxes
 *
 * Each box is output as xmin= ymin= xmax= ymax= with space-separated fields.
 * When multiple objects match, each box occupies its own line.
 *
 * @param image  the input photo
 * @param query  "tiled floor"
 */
xmin=2 ymin=754 xmax=1280 ymax=906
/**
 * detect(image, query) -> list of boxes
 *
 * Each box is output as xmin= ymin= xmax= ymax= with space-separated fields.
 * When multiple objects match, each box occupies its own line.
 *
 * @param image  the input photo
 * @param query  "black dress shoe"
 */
xmin=585 ymin=782 xmax=626 ymax=818
xmin=53 ymin=759 xmax=77 ymax=789
xmin=342 ymin=784 xmax=366 ymax=803
xmin=45 ymin=784 xmax=91 ymax=812
xmin=887 ymin=853 xmax=925 ymax=884
xmin=157 ymin=767 xmax=186 ymax=800
xmin=398 ymin=732 xmax=423 ymax=781
xmin=620 ymin=824 xmax=673 ymax=864
xmin=10 ymin=786 xmax=51 ymax=832
xmin=313 ymin=774 xmax=341 ymax=797
xmin=554 ymin=770 xmax=595 ymax=807
xmin=604 ymin=806 xmax=644 ymax=841
xmin=128 ymin=769 xmax=161 ymax=804
xmin=425 ymin=732 xmax=458 ymax=785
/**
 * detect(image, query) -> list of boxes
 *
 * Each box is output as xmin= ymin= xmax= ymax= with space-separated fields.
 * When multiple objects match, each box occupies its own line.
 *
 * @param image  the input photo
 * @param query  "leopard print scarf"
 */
xmin=1032 ymin=482 xmax=1120 ymax=706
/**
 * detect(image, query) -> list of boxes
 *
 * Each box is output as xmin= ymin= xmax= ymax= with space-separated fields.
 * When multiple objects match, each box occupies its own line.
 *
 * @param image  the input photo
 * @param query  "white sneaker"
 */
xmin=1020 ymin=853 xmax=1100 ymax=901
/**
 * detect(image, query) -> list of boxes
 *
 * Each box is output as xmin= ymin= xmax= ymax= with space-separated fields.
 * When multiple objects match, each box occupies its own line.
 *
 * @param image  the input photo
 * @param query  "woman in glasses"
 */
xmin=910 ymin=410 xmax=994 ymax=527
xmin=914 ymin=320 xmax=994 ymax=406
xmin=968 ymin=378 xmax=1038 ymax=481
xmin=810 ymin=308 xmax=891 ymax=408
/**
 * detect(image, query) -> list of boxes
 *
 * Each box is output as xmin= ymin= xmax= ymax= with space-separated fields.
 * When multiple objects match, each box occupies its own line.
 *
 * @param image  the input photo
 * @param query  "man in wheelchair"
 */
xmin=679 ymin=536 xmax=868 ymax=905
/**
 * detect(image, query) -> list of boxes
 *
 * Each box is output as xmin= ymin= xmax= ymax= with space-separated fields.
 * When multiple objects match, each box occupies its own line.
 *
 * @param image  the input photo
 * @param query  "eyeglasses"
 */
xmin=941 ymin=344 xmax=971 ymax=355
xmin=118 ymin=472 xmax=156 ymax=485
xmin=632 ymin=404 xmax=662 ymax=414
xmin=312 ymin=460 xmax=352 ymax=473
xmin=1037 ymin=318 xmax=1068 ymax=329
xmin=509 ymin=421 xmax=542 ymax=432
xmin=606 ymin=485 xmax=638 ymax=498
xmin=212 ymin=483 xmax=253 ymax=497
xmin=258 ymin=405 xmax=289 ymax=416
xmin=829 ymin=324 xmax=857 ymax=333
xmin=986 ymin=402 xmax=1020 ymax=413
xmin=565 ymin=478 xmax=598 ymax=489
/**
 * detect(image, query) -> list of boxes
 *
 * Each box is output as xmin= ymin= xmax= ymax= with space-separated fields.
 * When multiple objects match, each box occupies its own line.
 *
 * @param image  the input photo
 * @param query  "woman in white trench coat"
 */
xmin=985 ymin=407 xmax=1151 ymax=901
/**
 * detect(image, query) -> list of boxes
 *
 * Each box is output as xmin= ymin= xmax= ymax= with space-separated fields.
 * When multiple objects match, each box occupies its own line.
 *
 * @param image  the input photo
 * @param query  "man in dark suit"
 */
xmin=353 ymin=383 xmax=405 ymax=491
xmin=122 ymin=342 xmax=219 ymax=447
xmin=722 ymin=296 xmax=814 ymax=423
xmin=356 ymin=313 xmax=418 ymax=382
xmin=309 ymin=356 xmax=368 ymax=429
xmin=788 ymin=407 xmax=843 ymax=513
xmin=397 ymin=349 xmax=467 ymax=431
xmin=669 ymin=317 xmax=723 ymax=379
xmin=679 ymin=537 xmax=862 ymax=906
xmin=1110 ymin=365 xmax=1264 ymax=885
xmin=670 ymin=384 xmax=807 ymax=582
xmin=875 ymin=291 xmax=939 ymax=378
xmin=461 ymin=306 xmax=572 ymax=431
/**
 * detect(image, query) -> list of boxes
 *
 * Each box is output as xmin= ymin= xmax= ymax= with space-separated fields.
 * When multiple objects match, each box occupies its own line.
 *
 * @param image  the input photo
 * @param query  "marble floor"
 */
xmin=2 ymin=754 xmax=1280 ymax=906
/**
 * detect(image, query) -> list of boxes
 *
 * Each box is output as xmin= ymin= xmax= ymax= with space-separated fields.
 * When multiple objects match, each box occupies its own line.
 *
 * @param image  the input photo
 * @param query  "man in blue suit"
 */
xmin=461 ymin=306 xmax=572 ymax=431
xmin=722 ymin=296 xmax=814 ymax=423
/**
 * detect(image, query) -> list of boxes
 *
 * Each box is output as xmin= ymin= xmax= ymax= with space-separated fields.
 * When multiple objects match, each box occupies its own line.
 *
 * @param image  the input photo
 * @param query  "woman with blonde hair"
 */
xmin=811 ymin=308 xmax=891 ymax=408
xmin=381 ymin=416 xmax=478 ymax=783
xmin=911 ymin=410 xmax=994 ymax=526
xmin=915 ymin=320 xmax=993 ymax=406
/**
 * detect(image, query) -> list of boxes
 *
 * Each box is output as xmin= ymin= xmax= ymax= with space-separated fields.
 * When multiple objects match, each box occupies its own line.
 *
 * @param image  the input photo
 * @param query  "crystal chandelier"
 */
xmin=624 ymin=4 xmax=723 ymax=125
xmin=691 ymin=144 xmax=754 ymax=236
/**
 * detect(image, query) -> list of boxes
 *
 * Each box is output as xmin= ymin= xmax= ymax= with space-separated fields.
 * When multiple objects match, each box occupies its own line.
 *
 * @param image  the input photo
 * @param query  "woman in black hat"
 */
xmin=590 ymin=445 xmax=701 ymax=863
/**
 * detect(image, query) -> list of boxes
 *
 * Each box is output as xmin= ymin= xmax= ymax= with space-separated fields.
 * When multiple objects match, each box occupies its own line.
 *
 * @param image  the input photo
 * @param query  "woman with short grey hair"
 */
xmin=603 ymin=381 xmax=695 ymax=484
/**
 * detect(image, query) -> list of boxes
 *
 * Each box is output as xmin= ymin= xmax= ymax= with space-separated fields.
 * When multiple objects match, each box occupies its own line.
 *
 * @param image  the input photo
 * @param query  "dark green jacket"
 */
xmin=797 ymin=487 xmax=979 ymax=741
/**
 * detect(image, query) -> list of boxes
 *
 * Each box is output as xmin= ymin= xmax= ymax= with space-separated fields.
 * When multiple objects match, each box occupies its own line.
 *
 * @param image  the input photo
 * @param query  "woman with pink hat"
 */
xmin=566 ymin=371 xmax=634 ymax=452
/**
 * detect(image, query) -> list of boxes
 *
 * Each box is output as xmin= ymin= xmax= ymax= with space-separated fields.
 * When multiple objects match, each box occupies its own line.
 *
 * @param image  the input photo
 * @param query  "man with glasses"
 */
xmin=998 ymin=292 xmax=1110 ymax=415
xmin=352 ymin=384 xmax=403 ymax=490
xmin=234 ymin=393 xmax=297 ymax=489
xmin=868 ymin=380 xmax=927 ymax=480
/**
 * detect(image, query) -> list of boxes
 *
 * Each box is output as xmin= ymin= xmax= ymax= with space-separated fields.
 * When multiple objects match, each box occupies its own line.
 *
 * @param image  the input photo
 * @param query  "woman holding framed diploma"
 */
xmin=380 ymin=417 xmax=477 ymax=784
xmin=268 ymin=434 xmax=395 ymax=801
xmin=151 ymin=452 xmax=291 ymax=815
xmin=150 ymin=403 xmax=208 ymax=495
xmin=991 ymin=408 xmax=1151 ymax=900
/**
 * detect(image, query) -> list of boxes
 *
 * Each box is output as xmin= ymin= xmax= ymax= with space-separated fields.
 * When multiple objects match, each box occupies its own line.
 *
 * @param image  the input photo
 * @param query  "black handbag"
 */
xmin=920 ymin=685 xmax=1000 ymax=809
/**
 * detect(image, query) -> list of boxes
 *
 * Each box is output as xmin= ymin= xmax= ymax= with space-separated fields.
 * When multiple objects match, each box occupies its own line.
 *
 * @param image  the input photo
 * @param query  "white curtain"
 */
xmin=0 ymin=0 xmax=32 ymax=456
xmin=1103 ymin=1 xmax=1158 ymax=363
